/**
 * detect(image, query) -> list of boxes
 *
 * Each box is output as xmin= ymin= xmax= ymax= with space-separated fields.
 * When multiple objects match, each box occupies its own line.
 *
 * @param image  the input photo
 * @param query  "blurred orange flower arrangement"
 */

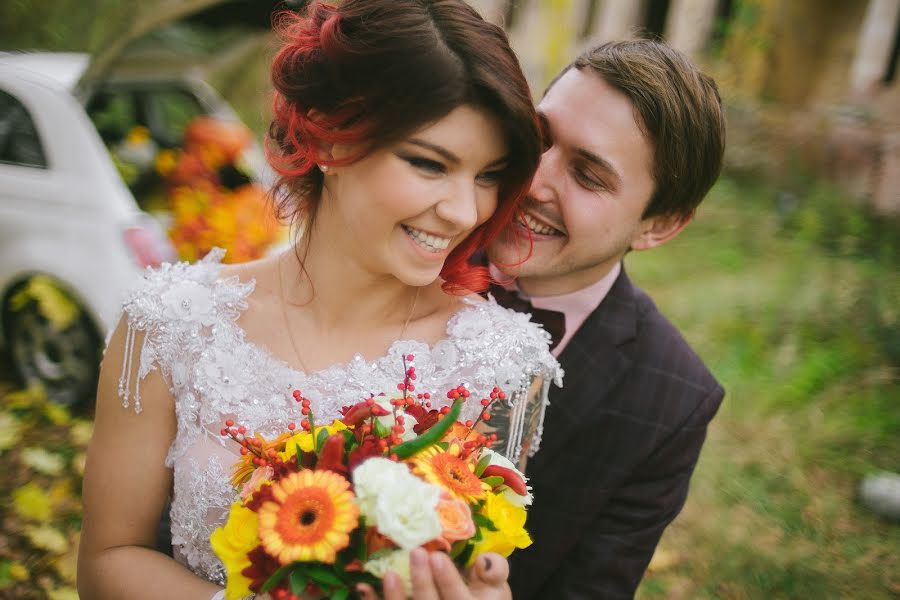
xmin=155 ymin=117 xmax=281 ymax=264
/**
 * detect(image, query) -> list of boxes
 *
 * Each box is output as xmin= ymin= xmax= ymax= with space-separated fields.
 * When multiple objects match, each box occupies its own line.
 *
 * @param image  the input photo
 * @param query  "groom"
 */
xmin=487 ymin=39 xmax=727 ymax=598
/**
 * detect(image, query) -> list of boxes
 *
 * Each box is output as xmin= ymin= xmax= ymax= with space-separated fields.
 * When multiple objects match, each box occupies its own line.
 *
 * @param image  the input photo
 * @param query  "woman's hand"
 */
xmin=356 ymin=549 xmax=511 ymax=600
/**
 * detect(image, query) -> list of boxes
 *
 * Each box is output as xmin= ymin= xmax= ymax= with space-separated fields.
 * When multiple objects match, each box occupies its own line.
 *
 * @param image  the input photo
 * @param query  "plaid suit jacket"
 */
xmin=507 ymin=267 xmax=724 ymax=599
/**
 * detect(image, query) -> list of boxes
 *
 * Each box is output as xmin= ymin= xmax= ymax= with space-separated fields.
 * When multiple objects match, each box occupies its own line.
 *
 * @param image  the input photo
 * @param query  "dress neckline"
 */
xmin=225 ymin=275 xmax=486 ymax=383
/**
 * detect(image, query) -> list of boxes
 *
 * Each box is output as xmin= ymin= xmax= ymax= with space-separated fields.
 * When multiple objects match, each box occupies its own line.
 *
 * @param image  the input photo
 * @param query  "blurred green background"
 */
xmin=1 ymin=0 xmax=898 ymax=598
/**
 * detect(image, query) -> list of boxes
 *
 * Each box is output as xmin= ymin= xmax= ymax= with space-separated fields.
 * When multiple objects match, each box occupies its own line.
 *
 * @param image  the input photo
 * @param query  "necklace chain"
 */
xmin=278 ymin=256 xmax=421 ymax=374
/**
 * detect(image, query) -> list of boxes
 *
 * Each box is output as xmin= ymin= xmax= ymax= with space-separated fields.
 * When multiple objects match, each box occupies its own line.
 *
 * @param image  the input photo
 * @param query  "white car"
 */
xmin=0 ymin=51 xmax=265 ymax=409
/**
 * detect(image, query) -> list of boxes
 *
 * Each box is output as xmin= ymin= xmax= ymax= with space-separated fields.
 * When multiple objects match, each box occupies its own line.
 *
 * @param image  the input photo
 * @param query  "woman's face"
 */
xmin=317 ymin=104 xmax=509 ymax=287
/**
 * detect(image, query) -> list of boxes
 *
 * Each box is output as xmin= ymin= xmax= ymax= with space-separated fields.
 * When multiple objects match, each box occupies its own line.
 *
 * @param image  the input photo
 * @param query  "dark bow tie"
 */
xmin=489 ymin=283 xmax=565 ymax=351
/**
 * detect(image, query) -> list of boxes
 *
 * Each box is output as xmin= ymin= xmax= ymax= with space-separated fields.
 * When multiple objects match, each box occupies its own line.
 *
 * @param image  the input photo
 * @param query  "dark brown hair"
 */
xmin=267 ymin=0 xmax=541 ymax=292
xmin=556 ymin=39 xmax=726 ymax=220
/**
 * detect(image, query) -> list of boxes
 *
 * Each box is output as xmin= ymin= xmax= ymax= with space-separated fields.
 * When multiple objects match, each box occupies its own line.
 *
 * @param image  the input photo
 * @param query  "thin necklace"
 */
xmin=277 ymin=256 xmax=421 ymax=374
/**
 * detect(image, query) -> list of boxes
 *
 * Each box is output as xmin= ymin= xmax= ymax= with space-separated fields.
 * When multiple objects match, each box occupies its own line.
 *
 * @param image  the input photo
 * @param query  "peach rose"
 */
xmin=436 ymin=493 xmax=475 ymax=544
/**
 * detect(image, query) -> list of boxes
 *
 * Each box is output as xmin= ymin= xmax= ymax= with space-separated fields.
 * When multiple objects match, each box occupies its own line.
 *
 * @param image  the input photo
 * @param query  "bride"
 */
xmin=78 ymin=1 xmax=560 ymax=598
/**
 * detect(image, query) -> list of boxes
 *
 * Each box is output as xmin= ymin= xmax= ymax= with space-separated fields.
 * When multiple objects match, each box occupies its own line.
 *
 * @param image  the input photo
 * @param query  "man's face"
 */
xmin=488 ymin=68 xmax=657 ymax=296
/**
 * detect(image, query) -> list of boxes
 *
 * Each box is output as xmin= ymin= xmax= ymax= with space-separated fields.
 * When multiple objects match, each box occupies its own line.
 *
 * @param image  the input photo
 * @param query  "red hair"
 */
xmin=266 ymin=1 xmax=540 ymax=293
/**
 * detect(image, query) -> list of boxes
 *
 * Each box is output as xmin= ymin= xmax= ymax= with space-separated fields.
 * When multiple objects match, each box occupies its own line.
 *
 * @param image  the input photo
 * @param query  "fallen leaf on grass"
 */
xmin=21 ymin=447 xmax=66 ymax=476
xmin=25 ymin=525 xmax=69 ymax=555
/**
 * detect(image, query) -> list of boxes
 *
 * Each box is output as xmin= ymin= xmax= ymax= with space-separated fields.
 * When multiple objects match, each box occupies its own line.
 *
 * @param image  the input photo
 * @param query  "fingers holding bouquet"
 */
xmin=356 ymin=548 xmax=510 ymax=600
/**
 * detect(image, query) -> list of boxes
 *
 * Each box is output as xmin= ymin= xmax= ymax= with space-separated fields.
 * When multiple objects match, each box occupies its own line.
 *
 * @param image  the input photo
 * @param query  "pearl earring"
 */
xmin=318 ymin=164 xmax=329 ymax=173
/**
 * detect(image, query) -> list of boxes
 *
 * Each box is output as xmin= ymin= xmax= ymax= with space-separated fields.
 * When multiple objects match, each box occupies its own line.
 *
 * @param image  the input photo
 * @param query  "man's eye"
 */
xmin=574 ymin=169 xmax=605 ymax=190
xmin=403 ymin=156 xmax=446 ymax=174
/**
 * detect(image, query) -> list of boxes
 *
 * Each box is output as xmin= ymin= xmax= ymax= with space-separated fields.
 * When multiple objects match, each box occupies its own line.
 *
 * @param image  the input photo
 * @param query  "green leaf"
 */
xmin=474 ymin=513 xmax=498 ymax=532
xmin=261 ymin=565 xmax=292 ymax=593
xmin=481 ymin=476 xmax=504 ymax=488
xmin=474 ymin=453 xmax=492 ymax=476
xmin=351 ymin=525 xmax=368 ymax=561
xmin=373 ymin=418 xmax=392 ymax=438
xmin=332 ymin=588 xmax=351 ymax=600
xmin=455 ymin=544 xmax=475 ymax=567
xmin=315 ymin=428 xmax=330 ymax=455
xmin=290 ymin=568 xmax=308 ymax=595
xmin=296 ymin=442 xmax=304 ymax=469
xmin=449 ymin=540 xmax=469 ymax=559
xmin=435 ymin=441 xmax=449 ymax=451
xmin=392 ymin=399 xmax=463 ymax=459
xmin=306 ymin=563 xmax=345 ymax=588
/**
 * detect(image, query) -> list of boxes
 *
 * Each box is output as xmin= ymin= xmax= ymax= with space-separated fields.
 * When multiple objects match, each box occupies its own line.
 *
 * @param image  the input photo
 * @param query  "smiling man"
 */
xmin=489 ymin=40 xmax=727 ymax=598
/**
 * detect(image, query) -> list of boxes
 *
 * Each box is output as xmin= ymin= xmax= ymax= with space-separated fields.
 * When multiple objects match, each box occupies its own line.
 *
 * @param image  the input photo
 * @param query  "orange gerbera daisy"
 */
xmin=410 ymin=444 xmax=488 ymax=503
xmin=257 ymin=470 xmax=358 ymax=564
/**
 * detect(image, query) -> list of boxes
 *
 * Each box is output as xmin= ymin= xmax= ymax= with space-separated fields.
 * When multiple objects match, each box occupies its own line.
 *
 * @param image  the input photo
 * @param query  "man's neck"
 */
xmin=517 ymin=257 xmax=622 ymax=298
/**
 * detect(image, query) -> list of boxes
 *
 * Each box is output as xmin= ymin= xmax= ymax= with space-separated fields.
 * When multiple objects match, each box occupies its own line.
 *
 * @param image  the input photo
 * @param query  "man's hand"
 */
xmin=356 ymin=548 xmax=510 ymax=600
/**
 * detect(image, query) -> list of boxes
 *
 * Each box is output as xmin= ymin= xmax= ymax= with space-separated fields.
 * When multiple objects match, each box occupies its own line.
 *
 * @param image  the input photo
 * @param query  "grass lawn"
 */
xmin=630 ymin=177 xmax=899 ymax=599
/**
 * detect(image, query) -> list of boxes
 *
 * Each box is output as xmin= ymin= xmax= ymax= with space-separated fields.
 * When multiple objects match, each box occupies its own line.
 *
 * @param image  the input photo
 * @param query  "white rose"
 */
xmin=372 ymin=478 xmax=442 ymax=549
xmin=482 ymin=448 xmax=533 ymax=507
xmin=352 ymin=458 xmax=415 ymax=523
xmin=364 ymin=550 xmax=412 ymax=594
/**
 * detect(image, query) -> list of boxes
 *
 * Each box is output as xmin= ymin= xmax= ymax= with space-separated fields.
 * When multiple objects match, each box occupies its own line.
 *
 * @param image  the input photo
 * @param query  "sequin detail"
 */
xmin=116 ymin=248 xmax=562 ymax=584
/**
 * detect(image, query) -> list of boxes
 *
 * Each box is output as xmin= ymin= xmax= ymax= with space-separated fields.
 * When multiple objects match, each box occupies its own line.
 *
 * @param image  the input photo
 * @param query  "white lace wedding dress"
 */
xmin=114 ymin=248 xmax=562 ymax=586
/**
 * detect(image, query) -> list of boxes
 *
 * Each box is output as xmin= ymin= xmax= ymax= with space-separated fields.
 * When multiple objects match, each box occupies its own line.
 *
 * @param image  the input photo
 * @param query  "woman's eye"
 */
xmin=403 ymin=156 xmax=446 ymax=174
xmin=476 ymin=170 xmax=504 ymax=186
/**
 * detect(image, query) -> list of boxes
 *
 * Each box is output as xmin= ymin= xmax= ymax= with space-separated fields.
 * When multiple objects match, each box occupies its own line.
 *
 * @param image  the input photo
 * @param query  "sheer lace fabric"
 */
xmin=116 ymin=249 xmax=562 ymax=584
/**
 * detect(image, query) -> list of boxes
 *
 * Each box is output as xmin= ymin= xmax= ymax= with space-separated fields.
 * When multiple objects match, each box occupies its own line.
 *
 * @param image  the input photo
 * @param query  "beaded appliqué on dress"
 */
xmin=117 ymin=248 xmax=562 ymax=584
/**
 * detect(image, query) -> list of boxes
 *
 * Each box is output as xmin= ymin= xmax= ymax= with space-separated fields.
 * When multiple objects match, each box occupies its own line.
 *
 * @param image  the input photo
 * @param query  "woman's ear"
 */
xmin=306 ymin=109 xmax=335 ymax=165
xmin=629 ymin=211 xmax=693 ymax=251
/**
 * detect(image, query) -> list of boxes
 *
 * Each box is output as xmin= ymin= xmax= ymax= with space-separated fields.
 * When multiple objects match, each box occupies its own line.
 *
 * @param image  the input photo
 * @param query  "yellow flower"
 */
xmin=278 ymin=421 xmax=349 ymax=462
xmin=154 ymin=149 xmax=179 ymax=176
xmin=410 ymin=444 xmax=488 ymax=503
xmin=257 ymin=470 xmax=358 ymax=564
xmin=125 ymin=125 xmax=151 ymax=145
xmin=210 ymin=502 xmax=258 ymax=600
xmin=468 ymin=493 xmax=531 ymax=564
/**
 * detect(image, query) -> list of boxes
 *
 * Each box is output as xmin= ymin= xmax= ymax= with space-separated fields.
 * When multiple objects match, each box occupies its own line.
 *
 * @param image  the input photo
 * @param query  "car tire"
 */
xmin=2 ymin=278 xmax=102 ymax=414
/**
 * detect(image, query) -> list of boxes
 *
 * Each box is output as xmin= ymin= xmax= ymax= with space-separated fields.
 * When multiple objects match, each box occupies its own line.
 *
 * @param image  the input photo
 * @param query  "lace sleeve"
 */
xmin=451 ymin=299 xmax=564 ymax=466
xmin=115 ymin=248 xmax=250 ymax=414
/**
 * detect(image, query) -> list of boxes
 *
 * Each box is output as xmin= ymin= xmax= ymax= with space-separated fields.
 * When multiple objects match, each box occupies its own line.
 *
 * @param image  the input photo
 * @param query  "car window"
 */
xmin=145 ymin=88 xmax=205 ymax=147
xmin=0 ymin=89 xmax=48 ymax=169
xmin=86 ymin=90 xmax=141 ymax=146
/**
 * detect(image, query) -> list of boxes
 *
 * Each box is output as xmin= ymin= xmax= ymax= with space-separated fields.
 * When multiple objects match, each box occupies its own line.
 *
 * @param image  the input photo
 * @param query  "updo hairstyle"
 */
xmin=267 ymin=0 xmax=541 ymax=293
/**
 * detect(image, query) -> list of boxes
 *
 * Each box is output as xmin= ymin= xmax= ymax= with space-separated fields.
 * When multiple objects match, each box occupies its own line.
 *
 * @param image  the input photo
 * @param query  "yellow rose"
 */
xmin=210 ymin=502 xmax=258 ymax=600
xmin=468 ymin=493 xmax=531 ymax=565
xmin=278 ymin=420 xmax=349 ymax=462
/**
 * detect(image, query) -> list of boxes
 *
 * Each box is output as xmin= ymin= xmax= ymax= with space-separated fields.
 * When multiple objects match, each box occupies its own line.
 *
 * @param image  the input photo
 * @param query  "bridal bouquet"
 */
xmin=211 ymin=356 xmax=533 ymax=599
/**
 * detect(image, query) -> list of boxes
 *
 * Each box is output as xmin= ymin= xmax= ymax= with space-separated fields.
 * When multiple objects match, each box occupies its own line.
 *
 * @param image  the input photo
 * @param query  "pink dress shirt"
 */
xmin=490 ymin=262 xmax=622 ymax=357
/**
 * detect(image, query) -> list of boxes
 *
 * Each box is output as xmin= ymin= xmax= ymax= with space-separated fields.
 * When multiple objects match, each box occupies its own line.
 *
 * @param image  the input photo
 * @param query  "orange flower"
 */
xmin=436 ymin=493 xmax=475 ymax=543
xmin=257 ymin=470 xmax=358 ymax=564
xmin=410 ymin=444 xmax=488 ymax=503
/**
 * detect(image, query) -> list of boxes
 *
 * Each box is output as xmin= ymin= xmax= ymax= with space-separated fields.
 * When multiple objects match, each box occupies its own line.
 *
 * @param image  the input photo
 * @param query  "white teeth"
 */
xmin=403 ymin=226 xmax=451 ymax=252
xmin=524 ymin=214 xmax=561 ymax=236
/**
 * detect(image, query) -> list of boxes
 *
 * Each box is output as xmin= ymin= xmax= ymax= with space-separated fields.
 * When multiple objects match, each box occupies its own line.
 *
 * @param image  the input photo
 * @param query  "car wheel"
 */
xmin=2 ymin=279 xmax=102 ymax=413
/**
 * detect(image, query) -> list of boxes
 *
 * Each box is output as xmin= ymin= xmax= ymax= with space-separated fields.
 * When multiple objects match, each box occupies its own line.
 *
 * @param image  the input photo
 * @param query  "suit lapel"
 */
xmin=530 ymin=268 xmax=639 ymax=467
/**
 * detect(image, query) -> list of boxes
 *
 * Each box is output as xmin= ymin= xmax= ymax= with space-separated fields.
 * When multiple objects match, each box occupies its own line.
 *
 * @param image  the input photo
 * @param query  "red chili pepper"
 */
xmin=482 ymin=464 xmax=528 ymax=496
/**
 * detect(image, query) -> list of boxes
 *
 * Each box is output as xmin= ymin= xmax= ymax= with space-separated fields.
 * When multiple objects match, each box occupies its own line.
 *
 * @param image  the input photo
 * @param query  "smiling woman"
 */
xmin=78 ymin=2 xmax=560 ymax=600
